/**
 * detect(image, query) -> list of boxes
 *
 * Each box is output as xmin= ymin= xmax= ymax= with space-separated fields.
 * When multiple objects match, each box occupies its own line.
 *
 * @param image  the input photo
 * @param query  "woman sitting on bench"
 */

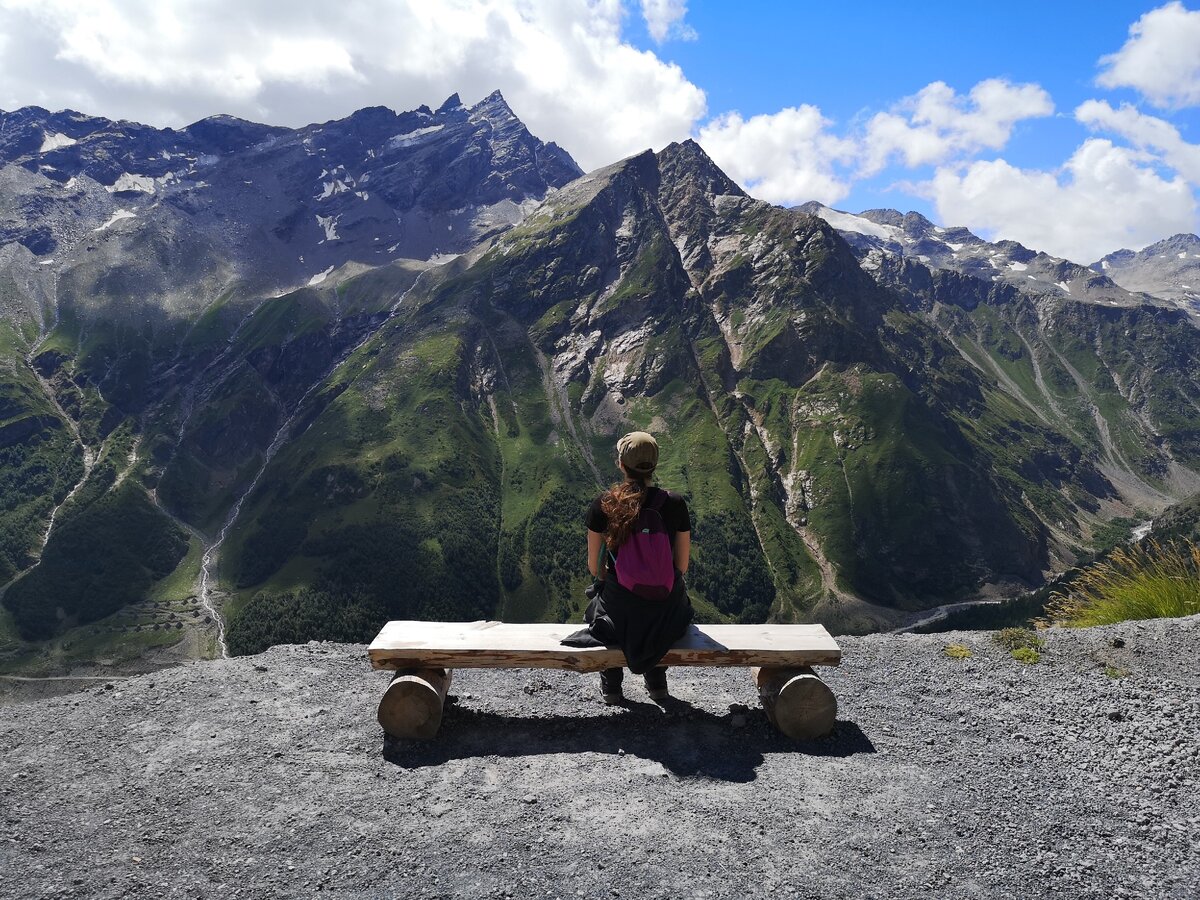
xmin=583 ymin=431 xmax=694 ymax=704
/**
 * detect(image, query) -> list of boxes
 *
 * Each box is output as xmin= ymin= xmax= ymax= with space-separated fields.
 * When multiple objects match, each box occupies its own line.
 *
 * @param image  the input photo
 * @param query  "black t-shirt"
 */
xmin=585 ymin=487 xmax=691 ymax=543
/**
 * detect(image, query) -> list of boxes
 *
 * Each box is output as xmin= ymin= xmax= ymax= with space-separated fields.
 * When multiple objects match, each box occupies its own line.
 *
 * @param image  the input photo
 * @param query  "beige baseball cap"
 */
xmin=617 ymin=431 xmax=658 ymax=476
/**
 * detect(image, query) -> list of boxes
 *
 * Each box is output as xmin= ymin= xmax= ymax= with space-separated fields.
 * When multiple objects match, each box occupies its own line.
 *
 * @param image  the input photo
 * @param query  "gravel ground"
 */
xmin=2 ymin=616 xmax=1198 ymax=900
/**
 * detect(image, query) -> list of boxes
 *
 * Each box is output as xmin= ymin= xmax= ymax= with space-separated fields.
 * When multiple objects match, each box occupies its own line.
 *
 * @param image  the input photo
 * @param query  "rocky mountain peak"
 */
xmin=1142 ymin=232 xmax=1200 ymax=254
xmin=857 ymin=208 xmax=905 ymax=227
xmin=902 ymin=211 xmax=936 ymax=233
xmin=181 ymin=114 xmax=288 ymax=153
xmin=1092 ymin=231 xmax=1200 ymax=313
xmin=656 ymin=139 xmax=746 ymax=200
xmin=0 ymin=94 xmax=586 ymax=334
xmin=808 ymin=202 xmax=1149 ymax=311
xmin=436 ymin=92 xmax=464 ymax=113
xmin=467 ymin=90 xmax=525 ymax=133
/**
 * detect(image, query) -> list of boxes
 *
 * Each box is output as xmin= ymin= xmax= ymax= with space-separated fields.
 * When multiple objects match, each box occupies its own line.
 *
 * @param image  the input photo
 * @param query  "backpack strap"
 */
xmin=596 ymin=542 xmax=611 ymax=582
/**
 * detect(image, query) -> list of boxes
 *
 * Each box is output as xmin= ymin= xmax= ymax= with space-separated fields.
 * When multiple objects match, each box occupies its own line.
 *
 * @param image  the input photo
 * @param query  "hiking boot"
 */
xmin=600 ymin=668 xmax=624 ymax=705
xmin=601 ymin=687 xmax=624 ymax=705
xmin=644 ymin=667 xmax=669 ymax=702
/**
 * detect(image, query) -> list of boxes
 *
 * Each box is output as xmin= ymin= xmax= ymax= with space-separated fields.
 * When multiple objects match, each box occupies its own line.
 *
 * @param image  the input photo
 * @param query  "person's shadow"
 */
xmin=383 ymin=696 xmax=874 ymax=782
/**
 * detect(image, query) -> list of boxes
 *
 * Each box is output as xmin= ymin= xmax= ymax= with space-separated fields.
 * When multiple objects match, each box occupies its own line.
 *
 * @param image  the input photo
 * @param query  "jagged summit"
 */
xmin=657 ymin=138 xmax=746 ymax=199
xmin=0 ymin=92 xmax=583 ymax=311
xmin=472 ymin=88 xmax=510 ymax=108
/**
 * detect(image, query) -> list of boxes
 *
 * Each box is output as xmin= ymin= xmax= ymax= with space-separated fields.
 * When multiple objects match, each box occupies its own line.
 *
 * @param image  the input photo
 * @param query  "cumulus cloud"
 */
xmin=924 ymin=139 xmax=1197 ymax=263
xmin=652 ymin=76 xmax=1056 ymax=212
xmin=0 ymin=0 xmax=706 ymax=171
xmin=698 ymin=105 xmax=856 ymax=206
xmin=860 ymin=79 xmax=1054 ymax=176
xmin=639 ymin=0 xmax=695 ymax=42
xmin=1097 ymin=1 xmax=1200 ymax=108
xmin=1076 ymin=99 xmax=1200 ymax=184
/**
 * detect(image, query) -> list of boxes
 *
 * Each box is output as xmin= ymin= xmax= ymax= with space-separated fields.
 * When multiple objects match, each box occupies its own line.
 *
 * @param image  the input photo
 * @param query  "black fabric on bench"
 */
xmin=560 ymin=576 xmax=694 ymax=674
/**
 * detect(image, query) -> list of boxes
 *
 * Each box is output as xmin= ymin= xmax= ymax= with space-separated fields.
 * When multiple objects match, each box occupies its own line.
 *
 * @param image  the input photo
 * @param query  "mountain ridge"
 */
xmin=2 ymin=99 xmax=1199 ymax=672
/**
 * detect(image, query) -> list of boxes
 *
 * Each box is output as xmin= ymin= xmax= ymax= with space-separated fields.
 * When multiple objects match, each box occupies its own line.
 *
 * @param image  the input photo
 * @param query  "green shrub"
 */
xmin=994 ymin=627 xmax=1044 ymax=652
xmin=1011 ymin=647 xmax=1040 ymax=664
xmin=1104 ymin=664 xmax=1131 ymax=679
xmin=1045 ymin=540 xmax=1200 ymax=626
xmin=943 ymin=644 xmax=972 ymax=659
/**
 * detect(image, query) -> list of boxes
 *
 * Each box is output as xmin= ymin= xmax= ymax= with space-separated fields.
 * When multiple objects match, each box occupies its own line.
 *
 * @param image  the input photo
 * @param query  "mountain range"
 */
xmin=1 ymin=92 xmax=1198 ymax=671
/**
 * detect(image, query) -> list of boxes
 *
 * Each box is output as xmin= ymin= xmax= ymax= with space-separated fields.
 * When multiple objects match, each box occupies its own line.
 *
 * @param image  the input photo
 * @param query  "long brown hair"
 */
xmin=600 ymin=474 xmax=650 ymax=552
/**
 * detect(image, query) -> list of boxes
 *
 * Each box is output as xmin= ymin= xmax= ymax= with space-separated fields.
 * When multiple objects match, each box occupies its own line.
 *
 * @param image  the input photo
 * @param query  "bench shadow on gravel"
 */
xmin=383 ymin=698 xmax=874 ymax=782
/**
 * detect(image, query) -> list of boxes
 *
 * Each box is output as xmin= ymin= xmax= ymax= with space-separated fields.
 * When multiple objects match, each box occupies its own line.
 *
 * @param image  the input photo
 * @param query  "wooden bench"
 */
xmin=367 ymin=620 xmax=842 ymax=741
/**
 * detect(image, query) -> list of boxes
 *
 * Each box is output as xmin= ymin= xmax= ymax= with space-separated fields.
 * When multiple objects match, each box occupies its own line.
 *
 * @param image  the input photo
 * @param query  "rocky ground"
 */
xmin=2 ymin=616 xmax=1198 ymax=899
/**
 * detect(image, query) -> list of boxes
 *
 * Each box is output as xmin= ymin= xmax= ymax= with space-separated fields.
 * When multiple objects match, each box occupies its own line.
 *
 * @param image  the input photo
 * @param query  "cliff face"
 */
xmin=2 ymin=615 xmax=1198 ymax=899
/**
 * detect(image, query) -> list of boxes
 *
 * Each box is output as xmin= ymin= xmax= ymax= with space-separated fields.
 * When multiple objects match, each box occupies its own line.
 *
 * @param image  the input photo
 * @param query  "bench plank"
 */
xmin=368 ymin=620 xmax=842 ymax=672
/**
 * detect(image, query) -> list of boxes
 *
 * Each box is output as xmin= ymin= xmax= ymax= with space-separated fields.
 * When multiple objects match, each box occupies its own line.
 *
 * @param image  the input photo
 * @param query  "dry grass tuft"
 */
xmin=1045 ymin=540 xmax=1200 ymax=627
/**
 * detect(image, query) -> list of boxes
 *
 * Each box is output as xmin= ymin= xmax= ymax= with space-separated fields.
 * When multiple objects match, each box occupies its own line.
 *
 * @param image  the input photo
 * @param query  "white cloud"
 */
xmin=1076 ymin=99 xmax=1200 ymax=184
xmin=698 ymin=105 xmax=856 ymax=206
xmin=0 ymin=0 xmax=706 ymax=172
xmin=1097 ymin=1 xmax=1200 ymax=108
xmin=860 ymin=79 xmax=1053 ymax=176
xmin=639 ymin=0 xmax=695 ymax=42
xmin=924 ymin=139 xmax=1197 ymax=263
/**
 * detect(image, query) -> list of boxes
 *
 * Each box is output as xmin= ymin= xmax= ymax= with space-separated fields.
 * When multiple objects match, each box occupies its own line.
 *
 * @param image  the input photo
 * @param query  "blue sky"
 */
xmin=0 ymin=0 xmax=1197 ymax=262
xmin=621 ymin=1 xmax=1200 ymax=261
xmin=646 ymin=1 xmax=1198 ymax=208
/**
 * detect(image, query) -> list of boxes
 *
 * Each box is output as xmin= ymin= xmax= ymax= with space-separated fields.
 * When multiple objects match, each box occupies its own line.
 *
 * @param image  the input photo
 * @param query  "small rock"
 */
xmin=1108 ymin=710 xmax=1124 ymax=722
xmin=1111 ymin=638 xmax=1126 ymax=649
xmin=254 ymin=665 xmax=268 ymax=672
xmin=522 ymin=795 xmax=537 ymax=804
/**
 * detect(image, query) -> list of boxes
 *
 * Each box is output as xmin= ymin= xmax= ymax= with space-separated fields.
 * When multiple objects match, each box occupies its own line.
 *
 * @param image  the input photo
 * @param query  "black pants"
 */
xmin=601 ymin=666 xmax=667 ymax=691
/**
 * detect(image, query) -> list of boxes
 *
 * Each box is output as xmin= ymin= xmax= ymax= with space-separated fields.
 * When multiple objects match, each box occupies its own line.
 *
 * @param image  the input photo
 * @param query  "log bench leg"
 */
xmin=752 ymin=666 xmax=837 ymax=740
xmin=378 ymin=668 xmax=453 ymax=740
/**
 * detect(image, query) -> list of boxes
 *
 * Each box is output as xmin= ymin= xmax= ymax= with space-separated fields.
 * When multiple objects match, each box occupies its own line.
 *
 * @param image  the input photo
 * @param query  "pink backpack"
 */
xmin=612 ymin=489 xmax=677 ymax=600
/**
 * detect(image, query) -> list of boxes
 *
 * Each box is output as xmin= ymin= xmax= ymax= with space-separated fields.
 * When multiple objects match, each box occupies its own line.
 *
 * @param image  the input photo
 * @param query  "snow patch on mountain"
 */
xmin=812 ymin=206 xmax=899 ymax=241
xmin=93 ymin=210 xmax=137 ymax=232
xmin=317 ymin=179 xmax=350 ymax=200
xmin=802 ymin=202 xmax=1151 ymax=313
xmin=106 ymin=173 xmax=157 ymax=194
xmin=307 ymin=266 xmax=335 ymax=286
xmin=39 ymin=131 xmax=77 ymax=153
xmin=1093 ymin=234 xmax=1200 ymax=314
xmin=316 ymin=215 xmax=340 ymax=242
xmin=387 ymin=125 xmax=444 ymax=149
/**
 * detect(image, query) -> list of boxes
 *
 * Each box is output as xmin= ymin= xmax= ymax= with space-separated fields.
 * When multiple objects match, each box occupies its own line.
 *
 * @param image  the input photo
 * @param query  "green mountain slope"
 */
xmin=5 ymin=137 xmax=1200 ymax=663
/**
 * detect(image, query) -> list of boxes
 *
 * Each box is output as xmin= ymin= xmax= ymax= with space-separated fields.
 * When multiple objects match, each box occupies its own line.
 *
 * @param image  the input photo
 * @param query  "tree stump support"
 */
xmin=752 ymin=666 xmax=837 ymax=740
xmin=377 ymin=667 xmax=453 ymax=740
